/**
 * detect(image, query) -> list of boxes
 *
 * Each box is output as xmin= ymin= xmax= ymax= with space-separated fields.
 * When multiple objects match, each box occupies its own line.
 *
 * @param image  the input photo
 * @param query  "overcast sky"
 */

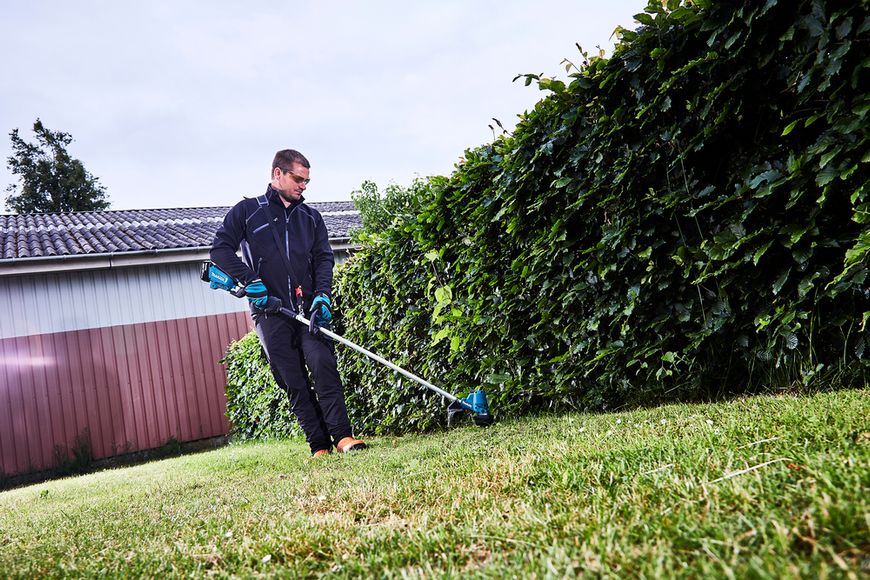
xmin=1 ymin=1 xmax=643 ymax=211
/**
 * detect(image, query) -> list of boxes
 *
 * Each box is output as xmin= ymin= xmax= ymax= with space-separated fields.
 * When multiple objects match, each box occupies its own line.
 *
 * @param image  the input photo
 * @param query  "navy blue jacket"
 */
xmin=210 ymin=186 xmax=334 ymax=313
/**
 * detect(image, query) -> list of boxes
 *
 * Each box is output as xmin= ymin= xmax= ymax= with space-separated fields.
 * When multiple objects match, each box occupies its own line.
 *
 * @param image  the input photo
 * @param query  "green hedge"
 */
xmin=334 ymin=0 xmax=869 ymax=433
xmin=223 ymin=332 xmax=300 ymax=440
xmin=225 ymin=0 xmax=869 ymax=437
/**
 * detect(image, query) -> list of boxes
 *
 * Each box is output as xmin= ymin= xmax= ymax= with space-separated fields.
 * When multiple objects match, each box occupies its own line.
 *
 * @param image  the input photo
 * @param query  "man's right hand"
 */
xmin=245 ymin=279 xmax=269 ymax=308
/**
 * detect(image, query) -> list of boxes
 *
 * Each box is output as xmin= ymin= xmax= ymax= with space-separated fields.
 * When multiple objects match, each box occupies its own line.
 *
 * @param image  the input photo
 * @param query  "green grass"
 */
xmin=1 ymin=389 xmax=868 ymax=578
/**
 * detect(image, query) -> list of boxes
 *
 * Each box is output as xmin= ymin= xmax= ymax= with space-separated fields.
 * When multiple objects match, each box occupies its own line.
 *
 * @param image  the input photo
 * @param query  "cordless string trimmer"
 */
xmin=200 ymin=261 xmax=494 ymax=427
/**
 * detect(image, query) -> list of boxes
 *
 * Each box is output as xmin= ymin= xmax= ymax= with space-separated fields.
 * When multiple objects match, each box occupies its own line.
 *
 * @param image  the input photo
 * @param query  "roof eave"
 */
xmin=0 ymin=247 xmax=212 ymax=277
xmin=0 ymin=237 xmax=357 ymax=277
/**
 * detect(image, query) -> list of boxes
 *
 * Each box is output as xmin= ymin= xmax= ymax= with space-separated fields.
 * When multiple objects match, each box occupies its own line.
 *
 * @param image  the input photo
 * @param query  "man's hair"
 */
xmin=272 ymin=149 xmax=310 ymax=172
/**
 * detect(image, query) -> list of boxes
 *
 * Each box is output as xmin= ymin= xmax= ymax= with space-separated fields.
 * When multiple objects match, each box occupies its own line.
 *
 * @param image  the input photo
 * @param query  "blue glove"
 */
xmin=308 ymin=293 xmax=332 ymax=333
xmin=245 ymin=279 xmax=269 ymax=308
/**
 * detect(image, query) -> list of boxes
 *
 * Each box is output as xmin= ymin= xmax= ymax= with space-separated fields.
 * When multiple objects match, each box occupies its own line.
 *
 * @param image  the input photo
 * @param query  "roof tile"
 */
xmin=0 ymin=202 xmax=360 ymax=261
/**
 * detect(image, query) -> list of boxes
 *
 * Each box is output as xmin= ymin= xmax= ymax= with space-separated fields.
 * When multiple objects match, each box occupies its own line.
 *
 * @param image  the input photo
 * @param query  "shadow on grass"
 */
xmin=459 ymin=366 xmax=869 ymax=434
xmin=0 ymin=434 xmax=229 ymax=492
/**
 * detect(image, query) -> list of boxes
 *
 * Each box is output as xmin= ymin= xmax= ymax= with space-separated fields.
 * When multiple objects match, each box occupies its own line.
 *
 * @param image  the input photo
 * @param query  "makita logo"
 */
xmin=211 ymin=268 xmax=230 ymax=285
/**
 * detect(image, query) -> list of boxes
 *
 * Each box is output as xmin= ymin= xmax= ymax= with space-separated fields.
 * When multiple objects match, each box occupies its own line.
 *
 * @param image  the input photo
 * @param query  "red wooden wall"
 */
xmin=0 ymin=311 xmax=252 ymax=477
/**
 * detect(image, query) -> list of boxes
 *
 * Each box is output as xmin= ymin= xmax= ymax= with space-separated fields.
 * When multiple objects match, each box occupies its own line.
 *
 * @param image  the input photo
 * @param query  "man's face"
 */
xmin=273 ymin=162 xmax=310 ymax=204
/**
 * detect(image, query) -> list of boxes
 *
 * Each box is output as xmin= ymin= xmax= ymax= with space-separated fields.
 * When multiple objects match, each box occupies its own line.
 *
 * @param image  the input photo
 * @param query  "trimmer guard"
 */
xmin=447 ymin=389 xmax=494 ymax=427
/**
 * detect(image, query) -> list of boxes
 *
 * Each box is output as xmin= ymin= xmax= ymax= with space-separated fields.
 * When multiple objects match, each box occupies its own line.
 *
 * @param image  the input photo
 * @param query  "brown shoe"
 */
xmin=311 ymin=449 xmax=331 ymax=459
xmin=336 ymin=437 xmax=367 ymax=453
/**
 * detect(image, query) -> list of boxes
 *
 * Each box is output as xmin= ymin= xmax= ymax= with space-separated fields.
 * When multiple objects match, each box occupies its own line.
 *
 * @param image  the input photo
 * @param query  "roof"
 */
xmin=0 ymin=202 xmax=360 ymax=262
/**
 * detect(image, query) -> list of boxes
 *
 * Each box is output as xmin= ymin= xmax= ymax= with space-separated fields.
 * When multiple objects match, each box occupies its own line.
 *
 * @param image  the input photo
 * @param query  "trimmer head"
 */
xmin=447 ymin=389 xmax=493 ymax=428
xmin=473 ymin=412 xmax=494 ymax=427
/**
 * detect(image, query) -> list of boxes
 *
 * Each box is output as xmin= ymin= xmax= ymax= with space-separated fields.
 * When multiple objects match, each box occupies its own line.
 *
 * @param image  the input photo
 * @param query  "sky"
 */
xmin=0 ymin=1 xmax=644 ymax=211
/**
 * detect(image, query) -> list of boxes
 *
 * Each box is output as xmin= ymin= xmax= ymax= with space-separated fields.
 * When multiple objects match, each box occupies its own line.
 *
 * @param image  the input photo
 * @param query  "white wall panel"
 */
xmin=0 ymin=280 xmax=9 ymax=337
xmin=0 ymin=261 xmax=248 ymax=339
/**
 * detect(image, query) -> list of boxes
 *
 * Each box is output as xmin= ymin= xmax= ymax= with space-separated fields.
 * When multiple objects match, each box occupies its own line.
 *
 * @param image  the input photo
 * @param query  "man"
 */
xmin=210 ymin=149 xmax=365 ymax=458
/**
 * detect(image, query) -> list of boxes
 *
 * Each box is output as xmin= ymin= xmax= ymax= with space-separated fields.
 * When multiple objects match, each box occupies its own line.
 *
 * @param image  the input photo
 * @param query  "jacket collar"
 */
xmin=265 ymin=185 xmax=304 ymax=208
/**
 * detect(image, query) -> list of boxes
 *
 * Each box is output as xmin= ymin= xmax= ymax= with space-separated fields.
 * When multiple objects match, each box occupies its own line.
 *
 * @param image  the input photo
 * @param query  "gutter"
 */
xmin=0 ymin=247 xmax=212 ymax=277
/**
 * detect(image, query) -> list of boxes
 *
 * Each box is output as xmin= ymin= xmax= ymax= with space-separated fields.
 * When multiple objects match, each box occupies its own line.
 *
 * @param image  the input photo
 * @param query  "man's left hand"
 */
xmin=309 ymin=293 xmax=332 ymax=333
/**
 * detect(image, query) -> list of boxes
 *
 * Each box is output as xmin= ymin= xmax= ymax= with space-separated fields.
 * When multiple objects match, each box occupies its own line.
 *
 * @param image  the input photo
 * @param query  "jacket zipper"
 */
xmin=285 ymin=204 xmax=300 ymax=306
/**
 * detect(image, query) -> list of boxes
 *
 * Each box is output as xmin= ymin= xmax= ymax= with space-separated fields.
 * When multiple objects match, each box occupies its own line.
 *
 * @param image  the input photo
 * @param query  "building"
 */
xmin=0 ymin=203 xmax=359 ymax=478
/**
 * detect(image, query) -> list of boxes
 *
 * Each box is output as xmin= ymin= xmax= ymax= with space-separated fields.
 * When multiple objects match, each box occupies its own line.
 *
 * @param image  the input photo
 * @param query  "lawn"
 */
xmin=0 ymin=389 xmax=867 ymax=577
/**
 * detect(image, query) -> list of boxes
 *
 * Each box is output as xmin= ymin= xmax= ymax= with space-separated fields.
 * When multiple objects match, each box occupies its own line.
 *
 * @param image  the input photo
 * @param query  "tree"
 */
xmin=5 ymin=119 xmax=110 ymax=213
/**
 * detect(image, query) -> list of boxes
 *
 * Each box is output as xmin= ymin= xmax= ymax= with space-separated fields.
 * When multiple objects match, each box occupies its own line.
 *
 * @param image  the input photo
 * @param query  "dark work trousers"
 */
xmin=255 ymin=313 xmax=352 ymax=453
